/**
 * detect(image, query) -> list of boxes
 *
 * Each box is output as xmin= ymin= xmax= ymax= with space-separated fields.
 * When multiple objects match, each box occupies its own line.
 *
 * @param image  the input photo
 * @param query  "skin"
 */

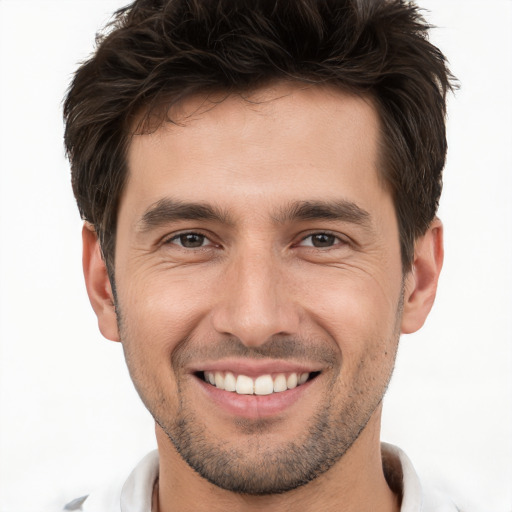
xmin=83 ymin=82 xmax=443 ymax=512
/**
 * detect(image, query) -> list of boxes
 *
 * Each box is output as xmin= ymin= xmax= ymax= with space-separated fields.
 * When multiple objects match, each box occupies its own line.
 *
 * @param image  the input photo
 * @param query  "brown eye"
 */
xmin=170 ymin=233 xmax=208 ymax=248
xmin=182 ymin=233 xmax=205 ymax=247
xmin=310 ymin=233 xmax=336 ymax=247
xmin=299 ymin=233 xmax=340 ymax=248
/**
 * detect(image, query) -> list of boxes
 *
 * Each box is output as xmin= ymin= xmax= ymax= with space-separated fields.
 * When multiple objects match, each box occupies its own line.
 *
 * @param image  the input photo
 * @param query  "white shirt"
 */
xmin=63 ymin=444 xmax=459 ymax=512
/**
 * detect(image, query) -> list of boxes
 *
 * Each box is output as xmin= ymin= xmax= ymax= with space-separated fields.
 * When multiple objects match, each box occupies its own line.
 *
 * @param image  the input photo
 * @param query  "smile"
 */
xmin=193 ymin=364 xmax=323 ymax=419
xmin=201 ymin=371 xmax=318 ymax=395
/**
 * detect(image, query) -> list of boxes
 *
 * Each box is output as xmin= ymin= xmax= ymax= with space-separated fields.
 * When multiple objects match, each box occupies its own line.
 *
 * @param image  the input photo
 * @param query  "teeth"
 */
xmin=204 ymin=371 xmax=311 ymax=395
xmin=214 ymin=372 xmax=225 ymax=389
xmin=287 ymin=373 xmax=297 ymax=389
xmin=254 ymin=375 xmax=274 ymax=395
xmin=273 ymin=374 xmax=287 ymax=392
xmin=224 ymin=372 xmax=236 ymax=392
xmin=236 ymin=375 xmax=254 ymax=394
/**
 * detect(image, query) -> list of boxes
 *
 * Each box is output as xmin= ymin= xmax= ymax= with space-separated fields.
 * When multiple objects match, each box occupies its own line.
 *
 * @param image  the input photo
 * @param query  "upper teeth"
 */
xmin=204 ymin=371 xmax=310 ymax=395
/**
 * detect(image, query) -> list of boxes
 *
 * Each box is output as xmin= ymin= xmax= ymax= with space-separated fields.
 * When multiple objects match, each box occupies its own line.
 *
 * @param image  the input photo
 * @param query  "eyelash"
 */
xmin=163 ymin=231 xmax=347 ymax=250
xmin=296 ymin=232 xmax=347 ymax=249
xmin=164 ymin=232 xmax=215 ymax=249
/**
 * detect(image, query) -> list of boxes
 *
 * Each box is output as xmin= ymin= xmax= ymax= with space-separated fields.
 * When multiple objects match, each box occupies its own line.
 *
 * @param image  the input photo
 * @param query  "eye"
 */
xmin=298 ymin=233 xmax=343 ymax=248
xmin=167 ymin=232 xmax=212 ymax=249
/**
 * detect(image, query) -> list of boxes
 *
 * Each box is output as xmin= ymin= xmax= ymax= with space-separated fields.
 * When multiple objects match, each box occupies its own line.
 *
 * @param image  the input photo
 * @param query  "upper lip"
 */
xmin=189 ymin=358 xmax=323 ymax=377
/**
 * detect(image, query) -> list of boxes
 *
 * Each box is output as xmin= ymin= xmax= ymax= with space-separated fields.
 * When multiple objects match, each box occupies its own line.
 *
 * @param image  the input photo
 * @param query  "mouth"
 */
xmin=197 ymin=370 xmax=321 ymax=396
xmin=190 ymin=360 xmax=324 ymax=419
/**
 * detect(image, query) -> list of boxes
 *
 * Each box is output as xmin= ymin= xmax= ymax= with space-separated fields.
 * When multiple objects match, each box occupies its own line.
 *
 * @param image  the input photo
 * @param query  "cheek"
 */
xmin=297 ymin=266 xmax=402 ymax=357
xmin=300 ymin=273 xmax=401 ymax=400
xmin=116 ymin=276 xmax=209 ymax=415
xmin=121 ymin=267 xmax=214 ymax=336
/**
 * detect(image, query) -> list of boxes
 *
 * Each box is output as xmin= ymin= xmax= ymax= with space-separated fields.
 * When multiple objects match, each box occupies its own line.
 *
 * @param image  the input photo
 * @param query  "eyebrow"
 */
xmin=137 ymin=197 xmax=372 ymax=233
xmin=138 ymin=198 xmax=232 ymax=232
xmin=274 ymin=200 xmax=371 ymax=227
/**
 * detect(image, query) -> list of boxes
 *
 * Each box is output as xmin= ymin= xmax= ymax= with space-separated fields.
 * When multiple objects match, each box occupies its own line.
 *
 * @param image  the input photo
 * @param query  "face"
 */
xmin=108 ymin=84 xmax=407 ymax=493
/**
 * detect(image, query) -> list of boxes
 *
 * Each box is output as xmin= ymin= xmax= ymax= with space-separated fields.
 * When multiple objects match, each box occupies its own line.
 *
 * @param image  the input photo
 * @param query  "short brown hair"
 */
xmin=64 ymin=0 xmax=455 ymax=275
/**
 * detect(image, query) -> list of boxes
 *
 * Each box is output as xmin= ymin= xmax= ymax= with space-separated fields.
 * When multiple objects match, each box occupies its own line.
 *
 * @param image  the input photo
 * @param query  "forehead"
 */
xmin=123 ymin=82 xmax=385 ymax=216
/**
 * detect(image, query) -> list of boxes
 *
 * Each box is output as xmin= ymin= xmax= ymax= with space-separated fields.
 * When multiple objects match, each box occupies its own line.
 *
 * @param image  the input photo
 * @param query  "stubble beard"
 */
xmin=156 ymin=389 xmax=380 ymax=495
xmin=118 ymin=299 xmax=403 ymax=496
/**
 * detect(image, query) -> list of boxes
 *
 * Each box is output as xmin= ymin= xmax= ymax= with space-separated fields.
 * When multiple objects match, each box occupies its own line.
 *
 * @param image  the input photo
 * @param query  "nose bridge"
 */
xmin=211 ymin=241 xmax=299 ymax=346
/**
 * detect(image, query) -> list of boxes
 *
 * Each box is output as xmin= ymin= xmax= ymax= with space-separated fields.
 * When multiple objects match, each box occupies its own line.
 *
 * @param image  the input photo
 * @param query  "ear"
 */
xmin=401 ymin=218 xmax=444 ymax=334
xmin=82 ymin=223 xmax=120 ymax=342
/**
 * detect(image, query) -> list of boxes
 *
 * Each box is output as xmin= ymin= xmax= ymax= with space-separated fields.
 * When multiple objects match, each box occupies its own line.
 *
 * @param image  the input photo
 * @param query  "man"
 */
xmin=63 ymin=0 xmax=456 ymax=510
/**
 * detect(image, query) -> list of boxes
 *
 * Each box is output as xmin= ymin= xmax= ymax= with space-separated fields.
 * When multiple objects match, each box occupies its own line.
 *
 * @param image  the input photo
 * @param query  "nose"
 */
xmin=211 ymin=246 xmax=300 ymax=347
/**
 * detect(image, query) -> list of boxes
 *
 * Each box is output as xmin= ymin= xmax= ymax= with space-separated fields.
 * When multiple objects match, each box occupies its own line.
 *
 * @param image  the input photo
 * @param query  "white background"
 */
xmin=0 ymin=1 xmax=511 ymax=511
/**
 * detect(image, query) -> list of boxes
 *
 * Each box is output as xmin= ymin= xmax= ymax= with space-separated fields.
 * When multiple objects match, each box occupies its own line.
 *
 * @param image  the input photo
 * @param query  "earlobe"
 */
xmin=401 ymin=219 xmax=444 ymax=334
xmin=82 ymin=223 xmax=120 ymax=342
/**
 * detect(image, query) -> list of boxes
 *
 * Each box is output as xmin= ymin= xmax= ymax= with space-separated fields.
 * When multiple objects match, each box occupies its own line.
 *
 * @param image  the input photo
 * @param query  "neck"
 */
xmin=154 ymin=408 xmax=400 ymax=512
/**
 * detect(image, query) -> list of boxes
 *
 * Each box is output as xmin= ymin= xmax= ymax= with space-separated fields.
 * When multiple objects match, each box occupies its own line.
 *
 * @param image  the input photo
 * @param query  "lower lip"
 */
xmin=195 ymin=376 xmax=315 ymax=419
